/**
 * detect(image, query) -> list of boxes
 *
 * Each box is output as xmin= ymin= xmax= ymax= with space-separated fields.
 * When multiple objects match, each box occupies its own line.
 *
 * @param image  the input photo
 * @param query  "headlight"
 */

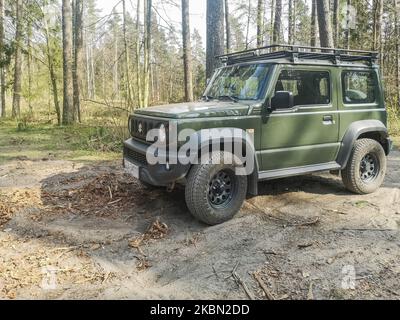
xmin=128 ymin=116 xmax=132 ymax=134
xmin=159 ymin=124 xmax=167 ymax=143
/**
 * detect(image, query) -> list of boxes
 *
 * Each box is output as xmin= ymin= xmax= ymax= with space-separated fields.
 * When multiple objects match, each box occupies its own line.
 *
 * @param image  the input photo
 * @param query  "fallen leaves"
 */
xmin=129 ymin=219 xmax=169 ymax=250
xmin=129 ymin=219 xmax=169 ymax=270
xmin=0 ymin=190 xmax=42 ymax=227
xmin=40 ymin=172 xmax=146 ymax=219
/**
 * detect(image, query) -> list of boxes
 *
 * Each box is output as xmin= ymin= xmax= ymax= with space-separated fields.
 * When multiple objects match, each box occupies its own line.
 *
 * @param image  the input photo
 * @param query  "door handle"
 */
xmin=323 ymin=115 xmax=335 ymax=125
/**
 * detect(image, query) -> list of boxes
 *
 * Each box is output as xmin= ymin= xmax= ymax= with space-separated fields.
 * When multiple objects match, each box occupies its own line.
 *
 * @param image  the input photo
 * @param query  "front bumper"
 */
xmin=123 ymin=138 xmax=191 ymax=187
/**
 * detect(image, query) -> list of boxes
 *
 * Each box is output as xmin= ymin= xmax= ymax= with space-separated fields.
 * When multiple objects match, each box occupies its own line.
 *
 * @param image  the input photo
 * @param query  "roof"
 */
xmin=217 ymin=44 xmax=379 ymax=68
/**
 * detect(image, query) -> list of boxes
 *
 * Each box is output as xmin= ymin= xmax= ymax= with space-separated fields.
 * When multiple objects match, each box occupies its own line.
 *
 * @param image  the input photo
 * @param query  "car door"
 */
xmin=259 ymin=65 xmax=340 ymax=172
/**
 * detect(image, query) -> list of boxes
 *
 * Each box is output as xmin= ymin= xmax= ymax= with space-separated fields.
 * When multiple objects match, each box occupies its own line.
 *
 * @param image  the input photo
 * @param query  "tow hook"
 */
xmin=166 ymin=183 xmax=176 ymax=193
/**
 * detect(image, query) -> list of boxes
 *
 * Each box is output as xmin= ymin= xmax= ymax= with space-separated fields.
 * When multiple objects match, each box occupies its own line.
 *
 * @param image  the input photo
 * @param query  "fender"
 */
xmin=336 ymin=120 xmax=389 ymax=169
xmin=183 ymin=128 xmax=260 ymax=196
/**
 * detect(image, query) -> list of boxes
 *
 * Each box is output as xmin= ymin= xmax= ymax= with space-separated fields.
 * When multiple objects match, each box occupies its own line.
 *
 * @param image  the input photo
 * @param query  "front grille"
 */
xmin=124 ymin=147 xmax=147 ymax=166
xmin=130 ymin=116 xmax=168 ymax=141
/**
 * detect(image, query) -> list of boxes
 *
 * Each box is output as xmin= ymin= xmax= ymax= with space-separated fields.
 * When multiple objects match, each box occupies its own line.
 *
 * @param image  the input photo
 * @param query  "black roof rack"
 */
xmin=216 ymin=44 xmax=379 ymax=66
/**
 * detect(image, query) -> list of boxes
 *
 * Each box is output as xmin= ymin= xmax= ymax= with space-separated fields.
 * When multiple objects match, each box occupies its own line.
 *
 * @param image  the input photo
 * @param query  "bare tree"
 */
xmin=73 ymin=0 xmax=83 ymax=122
xmin=12 ymin=0 xmax=23 ymax=118
xmin=0 ymin=0 xmax=5 ymax=117
xmin=395 ymin=0 xmax=400 ymax=109
xmin=345 ymin=0 xmax=351 ymax=50
xmin=375 ymin=0 xmax=384 ymax=66
xmin=257 ymin=0 xmax=265 ymax=47
xmin=310 ymin=0 xmax=317 ymax=47
xmin=316 ymin=0 xmax=334 ymax=48
xmin=288 ymin=0 xmax=295 ymax=45
xmin=245 ymin=0 xmax=251 ymax=49
xmin=181 ymin=0 xmax=194 ymax=102
xmin=206 ymin=0 xmax=224 ymax=80
xmin=122 ymin=0 xmax=133 ymax=108
xmin=143 ymin=0 xmax=152 ymax=108
xmin=273 ymin=0 xmax=282 ymax=44
xmin=135 ymin=0 xmax=143 ymax=108
xmin=62 ymin=0 xmax=74 ymax=125
xmin=333 ymin=0 xmax=340 ymax=47
xmin=43 ymin=16 xmax=61 ymax=125
xmin=224 ymin=0 xmax=231 ymax=52
xmin=270 ymin=0 xmax=275 ymax=41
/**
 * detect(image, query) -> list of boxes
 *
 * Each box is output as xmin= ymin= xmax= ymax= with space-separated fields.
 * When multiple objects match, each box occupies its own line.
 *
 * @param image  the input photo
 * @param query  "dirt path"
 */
xmin=0 ymin=151 xmax=399 ymax=300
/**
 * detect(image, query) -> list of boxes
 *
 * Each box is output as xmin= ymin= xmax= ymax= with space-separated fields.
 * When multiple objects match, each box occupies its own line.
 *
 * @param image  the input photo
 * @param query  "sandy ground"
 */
xmin=0 ymin=150 xmax=399 ymax=300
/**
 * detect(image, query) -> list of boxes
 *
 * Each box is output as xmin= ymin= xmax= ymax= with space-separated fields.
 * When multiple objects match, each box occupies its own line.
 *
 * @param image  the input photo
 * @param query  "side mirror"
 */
xmin=271 ymin=91 xmax=294 ymax=110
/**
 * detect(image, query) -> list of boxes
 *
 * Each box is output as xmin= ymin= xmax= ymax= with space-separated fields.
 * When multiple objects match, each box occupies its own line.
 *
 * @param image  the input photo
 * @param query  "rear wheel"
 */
xmin=341 ymin=139 xmax=387 ymax=194
xmin=185 ymin=152 xmax=247 ymax=225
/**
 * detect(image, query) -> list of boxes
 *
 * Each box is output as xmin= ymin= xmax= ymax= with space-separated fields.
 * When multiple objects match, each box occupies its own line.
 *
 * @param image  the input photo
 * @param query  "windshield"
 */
xmin=205 ymin=64 xmax=270 ymax=101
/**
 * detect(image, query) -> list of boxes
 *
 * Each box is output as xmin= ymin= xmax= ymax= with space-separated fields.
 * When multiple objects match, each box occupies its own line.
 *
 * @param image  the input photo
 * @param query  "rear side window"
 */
xmin=274 ymin=70 xmax=331 ymax=106
xmin=342 ymin=71 xmax=376 ymax=104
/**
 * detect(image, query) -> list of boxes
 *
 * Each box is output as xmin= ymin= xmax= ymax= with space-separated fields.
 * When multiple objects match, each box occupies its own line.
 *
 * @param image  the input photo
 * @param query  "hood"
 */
xmin=133 ymin=101 xmax=251 ymax=119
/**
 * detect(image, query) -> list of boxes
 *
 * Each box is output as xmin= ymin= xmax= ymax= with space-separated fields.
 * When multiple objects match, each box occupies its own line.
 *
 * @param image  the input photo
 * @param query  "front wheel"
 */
xmin=185 ymin=153 xmax=247 ymax=225
xmin=341 ymin=138 xmax=387 ymax=194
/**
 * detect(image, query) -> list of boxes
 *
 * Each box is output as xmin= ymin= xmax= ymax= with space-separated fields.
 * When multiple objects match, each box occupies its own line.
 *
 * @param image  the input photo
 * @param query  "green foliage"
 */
xmin=388 ymin=104 xmax=400 ymax=136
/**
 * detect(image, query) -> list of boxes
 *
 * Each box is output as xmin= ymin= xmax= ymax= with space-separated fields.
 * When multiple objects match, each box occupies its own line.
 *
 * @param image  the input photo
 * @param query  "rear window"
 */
xmin=342 ymin=71 xmax=377 ymax=104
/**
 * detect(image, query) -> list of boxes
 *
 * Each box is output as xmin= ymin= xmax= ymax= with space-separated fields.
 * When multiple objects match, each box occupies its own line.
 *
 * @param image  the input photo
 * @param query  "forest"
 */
xmin=1 ymin=1 xmax=400 ymax=300
xmin=0 ymin=0 xmax=399 ymax=155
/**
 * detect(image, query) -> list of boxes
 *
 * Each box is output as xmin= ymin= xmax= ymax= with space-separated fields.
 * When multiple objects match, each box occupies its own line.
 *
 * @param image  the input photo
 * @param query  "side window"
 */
xmin=274 ymin=70 xmax=331 ymax=107
xmin=342 ymin=71 xmax=376 ymax=104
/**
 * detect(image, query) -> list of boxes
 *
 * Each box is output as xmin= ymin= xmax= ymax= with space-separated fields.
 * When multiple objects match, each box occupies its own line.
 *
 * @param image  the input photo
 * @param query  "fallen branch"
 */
xmin=307 ymin=282 xmax=314 ymax=300
xmin=334 ymin=228 xmax=395 ymax=233
xmin=289 ymin=217 xmax=320 ymax=227
xmin=298 ymin=243 xmax=314 ymax=249
xmin=233 ymin=271 xmax=255 ymax=300
xmin=108 ymin=198 xmax=122 ymax=205
xmin=253 ymin=272 xmax=275 ymax=300
xmin=229 ymin=262 xmax=255 ymax=300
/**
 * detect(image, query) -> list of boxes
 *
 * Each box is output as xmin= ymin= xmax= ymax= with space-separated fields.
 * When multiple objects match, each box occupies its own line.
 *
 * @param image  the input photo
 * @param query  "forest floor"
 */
xmin=1 ymin=120 xmax=400 ymax=300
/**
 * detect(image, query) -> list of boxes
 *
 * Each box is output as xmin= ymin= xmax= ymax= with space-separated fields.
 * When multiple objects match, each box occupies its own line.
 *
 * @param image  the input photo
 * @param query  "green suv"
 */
xmin=124 ymin=45 xmax=393 ymax=225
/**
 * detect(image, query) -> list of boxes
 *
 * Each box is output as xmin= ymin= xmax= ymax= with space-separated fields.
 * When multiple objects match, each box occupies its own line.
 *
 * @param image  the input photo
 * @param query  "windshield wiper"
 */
xmin=218 ymin=95 xmax=239 ymax=103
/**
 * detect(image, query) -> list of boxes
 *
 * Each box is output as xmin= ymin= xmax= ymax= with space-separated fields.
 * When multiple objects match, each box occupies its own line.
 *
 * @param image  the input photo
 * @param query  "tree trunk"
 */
xmin=206 ymin=0 xmax=224 ymax=80
xmin=273 ymin=0 xmax=282 ymax=44
xmin=44 ymin=18 xmax=61 ymax=125
xmin=316 ymin=0 xmax=334 ymax=48
xmin=27 ymin=22 xmax=33 ymax=114
xmin=288 ymin=0 xmax=293 ymax=45
xmin=113 ymin=16 xmax=119 ymax=99
xmin=310 ymin=0 xmax=317 ymax=48
xmin=395 ymin=0 xmax=400 ymax=109
xmin=333 ymin=0 xmax=340 ymax=47
xmin=224 ymin=0 xmax=231 ymax=52
xmin=245 ymin=0 xmax=251 ymax=49
xmin=181 ymin=0 xmax=194 ymax=102
xmin=373 ymin=0 xmax=382 ymax=51
xmin=378 ymin=0 xmax=384 ymax=67
xmin=73 ymin=0 xmax=83 ymax=122
xmin=345 ymin=0 xmax=351 ymax=50
xmin=12 ymin=0 xmax=23 ymax=118
xmin=62 ymin=0 xmax=74 ymax=125
xmin=136 ymin=0 xmax=143 ymax=108
xmin=122 ymin=0 xmax=133 ymax=109
xmin=0 ymin=0 xmax=5 ymax=118
xmin=270 ymin=0 xmax=275 ymax=43
xmin=143 ymin=0 xmax=152 ymax=108
xmin=257 ymin=0 xmax=264 ymax=47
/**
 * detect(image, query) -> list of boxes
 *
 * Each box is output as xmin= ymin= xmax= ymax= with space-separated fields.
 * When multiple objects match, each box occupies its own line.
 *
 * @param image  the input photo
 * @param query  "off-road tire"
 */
xmin=341 ymin=138 xmax=387 ymax=194
xmin=185 ymin=152 xmax=247 ymax=225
